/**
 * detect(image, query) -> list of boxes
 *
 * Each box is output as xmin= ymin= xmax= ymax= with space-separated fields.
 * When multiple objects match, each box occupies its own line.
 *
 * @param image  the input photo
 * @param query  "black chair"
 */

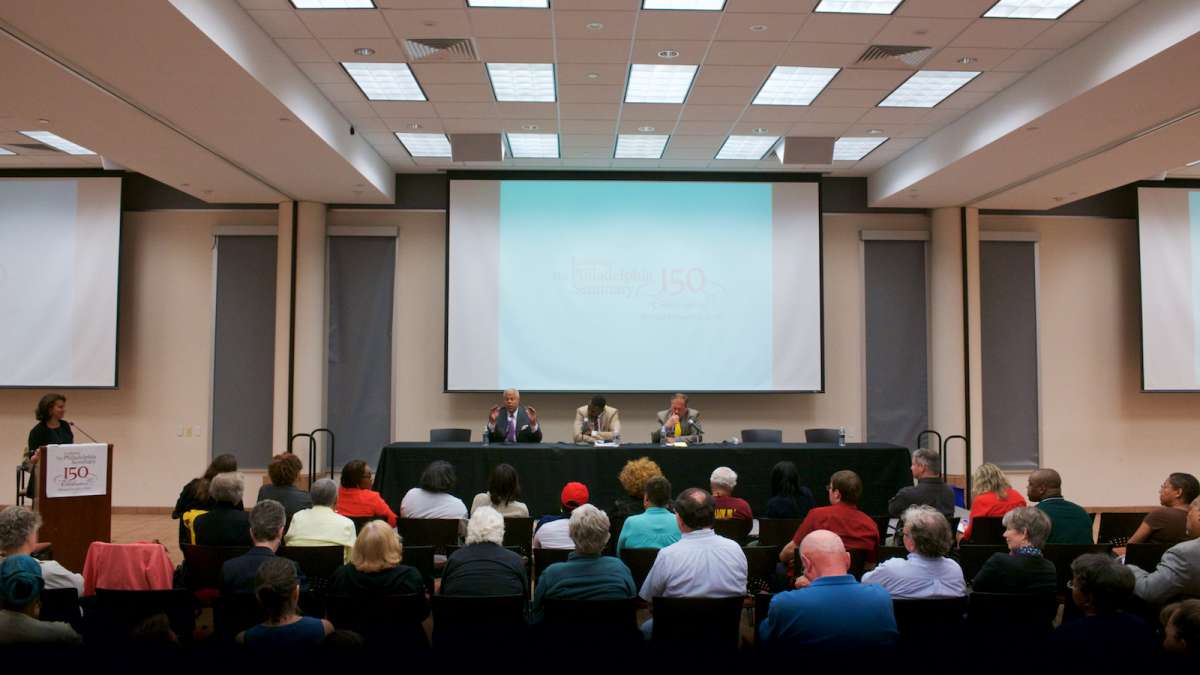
xmin=503 ymin=517 xmax=534 ymax=555
xmin=1042 ymin=543 xmax=1113 ymax=592
xmin=277 ymin=545 xmax=345 ymax=592
xmin=756 ymin=518 xmax=803 ymax=547
xmin=1126 ymin=543 xmax=1171 ymax=573
xmin=179 ymin=544 xmax=251 ymax=595
xmin=430 ymin=594 xmax=526 ymax=651
xmin=879 ymin=545 xmax=908 ymax=564
xmin=848 ymin=548 xmax=868 ymax=580
xmin=741 ymin=429 xmax=782 ymax=443
xmin=533 ymin=548 xmax=571 ymax=582
xmin=350 ymin=516 xmax=384 ymax=534
xmin=542 ymin=597 xmax=638 ymax=628
xmin=871 ymin=515 xmax=892 ymax=543
xmin=213 ymin=593 xmax=265 ymax=642
xmin=396 ymin=518 xmax=461 ymax=548
xmin=714 ymin=518 xmax=752 ymax=545
xmin=893 ymin=596 xmax=967 ymax=655
xmin=966 ymin=592 xmax=1058 ymax=637
xmin=619 ymin=548 xmax=660 ymax=591
xmin=804 ymin=428 xmax=840 ymax=443
xmin=326 ymin=593 xmax=429 ymax=650
xmin=603 ymin=515 xmax=627 ymax=556
xmin=403 ymin=545 xmax=436 ymax=594
xmin=955 ymin=545 xmax=1007 ymax=581
xmin=966 ymin=516 xmax=1006 ymax=545
xmin=92 ymin=589 xmax=195 ymax=643
xmin=429 ymin=428 xmax=471 ymax=443
xmin=1097 ymin=512 xmax=1148 ymax=544
xmin=38 ymin=587 xmax=80 ymax=628
xmin=650 ymin=596 xmax=744 ymax=654
xmin=743 ymin=545 xmax=782 ymax=583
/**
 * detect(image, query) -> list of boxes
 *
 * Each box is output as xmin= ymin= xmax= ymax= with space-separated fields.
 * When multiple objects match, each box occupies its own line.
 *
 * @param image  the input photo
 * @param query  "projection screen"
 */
xmin=1138 ymin=186 xmax=1200 ymax=391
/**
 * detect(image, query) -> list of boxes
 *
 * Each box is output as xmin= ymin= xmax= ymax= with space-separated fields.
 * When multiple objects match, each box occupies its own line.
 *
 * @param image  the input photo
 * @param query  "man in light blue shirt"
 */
xmin=617 ymin=476 xmax=681 ymax=555
xmin=862 ymin=505 xmax=965 ymax=599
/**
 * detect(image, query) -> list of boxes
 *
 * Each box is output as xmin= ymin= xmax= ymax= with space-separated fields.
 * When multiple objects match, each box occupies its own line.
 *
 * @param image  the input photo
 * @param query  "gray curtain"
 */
xmin=212 ymin=235 xmax=277 ymax=469
xmin=864 ymin=240 xmax=929 ymax=449
xmin=327 ymin=236 xmax=395 ymax=470
xmin=980 ymin=241 xmax=1040 ymax=470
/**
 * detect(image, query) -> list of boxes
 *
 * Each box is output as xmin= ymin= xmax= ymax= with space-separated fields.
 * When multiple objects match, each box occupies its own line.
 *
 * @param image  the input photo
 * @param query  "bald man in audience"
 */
xmin=1028 ymin=469 xmax=1094 ymax=544
xmin=759 ymin=530 xmax=898 ymax=654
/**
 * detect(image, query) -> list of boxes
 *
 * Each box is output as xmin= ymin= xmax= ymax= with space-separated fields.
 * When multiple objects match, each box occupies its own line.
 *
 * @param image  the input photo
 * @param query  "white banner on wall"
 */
xmin=44 ymin=443 xmax=108 ymax=498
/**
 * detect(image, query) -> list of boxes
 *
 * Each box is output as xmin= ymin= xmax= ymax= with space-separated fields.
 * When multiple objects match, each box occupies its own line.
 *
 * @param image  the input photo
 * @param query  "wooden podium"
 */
xmin=34 ymin=444 xmax=113 ymax=573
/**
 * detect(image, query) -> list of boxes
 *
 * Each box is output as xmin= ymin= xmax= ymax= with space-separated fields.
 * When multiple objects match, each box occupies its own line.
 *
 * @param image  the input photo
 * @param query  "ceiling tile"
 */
xmin=381 ymin=117 xmax=444 ymax=132
xmin=950 ymin=18 xmax=1052 ymax=49
xmin=872 ymin=17 xmax=973 ymax=48
xmin=559 ymin=85 xmax=624 ymax=103
xmin=694 ymin=65 xmax=771 ymax=87
xmin=725 ymin=0 xmax=818 ymax=13
xmin=921 ymin=108 xmax=967 ymax=125
xmin=248 ymin=10 xmax=312 ymax=39
xmin=440 ymin=118 xmax=504 ymax=132
xmin=726 ymin=122 xmax=782 ymax=135
xmin=714 ymin=13 xmax=805 ymax=42
xmin=778 ymin=42 xmax=865 ymax=68
xmin=703 ymin=41 xmax=788 ymax=66
xmin=422 ymin=83 xmax=495 ymax=102
xmin=634 ymin=10 xmax=721 ymax=40
xmin=433 ymin=101 xmax=499 ymax=117
xmin=827 ymin=68 xmax=909 ymax=90
xmin=1059 ymin=0 xmax=1141 ymax=22
xmin=562 ymin=134 xmax=614 ymax=148
xmin=680 ymin=104 xmax=745 ymax=121
xmin=376 ymin=0 xmax=465 ymax=8
xmin=922 ymin=46 xmax=1015 ymax=70
xmin=410 ymin=63 xmax=489 ymax=85
xmin=275 ymin=38 xmax=332 ymax=62
xmin=381 ymin=10 xmax=471 ymax=39
xmin=739 ymin=106 xmax=808 ymax=122
xmin=317 ymin=82 xmax=367 ymax=102
xmin=894 ymin=0 xmax=995 ymax=19
xmin=802 ymin=106 xmax=868 ymax=122
xmin=618 ymin=119 xmax=677 ymax=133
xmin=560 ymin=119 xmax=618 ymax=133
xmin=630 ymin=40 xmax=711 ymax=64
xmin=843 ymin=122 xmax=909 ymax=136
xmin=667 ymin=134 xmax=724 ymax=149
xmin=559 ymin=102 xmax=621 ymax=118
xmin=334 ymin=99 xmax=379 ymax=118
xmin=687 ymin=86 xmax=758 ymax=105
xmin=298 ymin=62 xmax=353 ymax=84
xmin=556 ymin=39 xmax=634 ymax=63
xmin=784 ymin=121 xmax=853 ymax=135
xmin=994 ymin=48 xmax=1058 ymax=72
xmin=475 ymin=38 xmax=556 ymax=61
xmin=812 ymin=89 xmax=885 ymax=107
xmin=792 ymin=14 xmax=890 ymax=44
xmin=553 ymin=0 xmax=639 ymax=9
xmin=671 ymin=120 xmax=733 ymax=134
xmin=960 ymin=70 xmax=1025 ymax=92
xmin=239 ymin=0 xmax=293 ymax=9
xmin=557 ymin=63 xmax=629 ymax=86
xmin=553 ymin=11 xmax=638 ymax=40
xmin=1025 ymin=21 xmax=1104 ymax=50
xmin=496 ymin=102 xmax=558 ymax=118
xmin=937 ymin=89 xmax=995 ymax=110
xmin=620 ymin=103 xmax=684 ymax=120
xmin=858 ymin=107 xmax=929 ymax=124
xmin=363 ymin=131 xmax=400 ymax=147
xmin=297 ymin=9 xmax=392 ymax=39
xmin=561 ymin=146 xmax=613 ymax=158
xmin=664 ymin=145 xmax=718 ymax=160
xmin=371 ymin=101 xmax=438 ymax=117
xmin=318 ymin=38 xmax=408 ymax=61
xmin=467 ymin=8 xmax=553 ymax=39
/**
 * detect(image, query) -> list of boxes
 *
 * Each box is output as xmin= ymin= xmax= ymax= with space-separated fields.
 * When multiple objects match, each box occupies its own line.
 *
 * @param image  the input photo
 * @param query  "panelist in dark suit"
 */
xmin=652 ymin=392 xmax=702 ymax=444
xmin=486 ymin=388 xmax=542 ymax=444
xmin=23 ymin=393 xmax=74 ymax=499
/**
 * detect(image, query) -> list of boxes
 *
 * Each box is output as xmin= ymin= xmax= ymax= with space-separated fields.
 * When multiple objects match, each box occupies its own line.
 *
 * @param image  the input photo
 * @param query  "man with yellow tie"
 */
xmin=653 ymin=393 xmax=702 ymax=445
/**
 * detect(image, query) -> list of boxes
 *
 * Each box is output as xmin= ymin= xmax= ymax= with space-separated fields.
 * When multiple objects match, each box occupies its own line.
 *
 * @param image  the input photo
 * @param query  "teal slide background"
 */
xmin=497 ymin=180 xmax=774 ymax=390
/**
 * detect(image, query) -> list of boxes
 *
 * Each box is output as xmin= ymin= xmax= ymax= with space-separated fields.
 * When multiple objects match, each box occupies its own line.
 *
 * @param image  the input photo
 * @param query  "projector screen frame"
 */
xmin=442 ymin=170 xmax=825 ymax=395
xmin=0 ymin=170 xmax=124 ymax=390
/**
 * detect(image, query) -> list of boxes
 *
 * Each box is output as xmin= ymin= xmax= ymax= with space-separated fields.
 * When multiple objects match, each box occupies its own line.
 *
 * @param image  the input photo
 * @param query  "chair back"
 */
xmin=955 ymin=545 xmax=1007 ymax=581
xmin=743 ymin=545 xmax=782 ymax=584
xmin=213 ymin=593 xmax=266 ymax=642
xmin=402 ymin=545 xmax=436 ymax=594
xmin=397 ymin=518 xmax=461 ymax=547
xmin=848 ymin=548 xmax=868 ymax=580
xmin=619 ymin=548 xmax=660 ymax=590
xmin=429 ymin=428 xmax=471 ymax=443
xmin=871 ymin=515 xmax=891 ymax=542
xmin=892 ymin=596 xmax=967 ymax=634
xmin=740 ymin=429 xmax=782 ymax=443
xmin=756 ymin=518 xmax=803 ymax=547
xmin=431 ymin=594 xmax=527 ymax=651
xmin=503 ymin=517 xmax=534 ymax=555
xmin=650 ymin=596 xmax=744 ymax=653
xmin=1126 ymin=543 xmax=1171 ymax=573
xmin=966 ymin=516 xmax=1005 ymax=545
xmin=277 ymin=545 xmax=345 ymax=591
xmin=38 ymin=587 xmax=80 ymax=627
xmin=1097 ymin=512 xmax=1149 ymax=544
xmin=1042 ymin=544 xmax=1112 ymax=592
xmin=879 ymin=546 xmax=908 ymax=564
xmin=604 ymin=515 xmax=627 ymax=556
xmin=180 ymin=544 xmax=251 ymax=590
xmin=542 ymin=597 xmax=638 ymax=628
xmin=326 ymin=593 xmax=429 ymax=649
xmin=533 ymin=548 xmax=572 ymax=581
xmin=966 ymin=592 xmax=1058 ymax=635
xmin=94 ymin=588 xmax=195 ymax=643
xmin=713 ymin=518 xmax=752 ymax=545
xmin=804 ymin=428 xmax=840 ymax=444
xmin=350 ymin=516 xmax=383 ymax=534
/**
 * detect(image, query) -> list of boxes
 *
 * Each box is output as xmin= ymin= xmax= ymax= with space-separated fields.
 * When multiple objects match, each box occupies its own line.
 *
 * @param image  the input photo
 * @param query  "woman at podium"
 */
xmin=21 ymin=393 xmax=73 ymax=499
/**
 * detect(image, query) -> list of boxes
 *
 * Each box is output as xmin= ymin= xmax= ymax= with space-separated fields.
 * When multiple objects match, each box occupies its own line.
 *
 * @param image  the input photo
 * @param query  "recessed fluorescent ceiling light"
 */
xmin=625 ymin=64 xmax=698 ymax=104
xmin=814 ymin=0 xmax=903 ymax=13
xmin=487 ymin=63 xmax=556 ymax=102
xmin=0 ymin=147 xmax=13 ymax=155
xmin=716 ymin=135 xmax=779 ymax=160
xmin=507 ymin=133 xmax=559 ymax=158
xmin=615 ymin=135 xmax=669 ymax=159
xmin=466 ymin=0 xmax=549 ymax=7
xmin=879 ymin=70 xmax=979 ymax=108
xmin=753 ymin=66 xmax=840 ymax=106
xmin=642 ymin=0 xmax=727 ymax=9
xmin=19 ymin=130 xmax=95 ymax=155
xmin=983 ymin=0 xmax=1083 ymax=20
xmin=1187 ymin=159 xmax=1200 ymax=167
xmin=290 ymin=0 xmax=374 ymax=8
xmin=395 ymin=133 xmax=452 ymax=158
xmin=343 ymin=62 xmax=425 ymax=101
xmin=833 ymin=136 xmax=888 ymax=161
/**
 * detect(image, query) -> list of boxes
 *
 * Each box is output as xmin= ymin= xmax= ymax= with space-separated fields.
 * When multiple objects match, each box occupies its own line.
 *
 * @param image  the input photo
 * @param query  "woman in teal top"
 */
xmin=616 ymin=476 xmax=682 ymax=555
xmin=238 ymin=558 xmax=332 ymax=648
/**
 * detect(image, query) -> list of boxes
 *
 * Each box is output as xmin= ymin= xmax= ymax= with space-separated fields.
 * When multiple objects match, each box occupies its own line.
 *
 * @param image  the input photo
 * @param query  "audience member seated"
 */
xmin=336 ymin=460 xmax=397 ymax=527
xmin=972 ymin=506 xmax=1057 ymax=594
xmin=1164 ymin=599 xmax=1200 ymax=659
xmin=887 ymin=448 xmax=954 ymax=519
xmin=1049 ymin=553 xmax=1157 ymax=665
xmin=1028 ymin=468 xmax=1093 ymax=544
xmin=534 ymin=482 xmax=589 ymax=550
xmin=470 ymin=463 xmax=528 ymax=518
xmin=222 ymin=500 xmax=291 ymax=596
xmin=710 ymin=466 xmax=752 ymax=522
xmin=766 ymin=461 xmax=814 ymax=520
xmin=780 ymin=470 xmax=879 ymax=574
xmin=533 ymin=504 xmax=636 ymax=619
xmin=237 ymin=558 xmax=332 ymax=648
xmin=401 ymin=460 xmax=468 ymax=520
xmin=257 ymin=453 xmax=312 ymax=530
xmin=330 ymin=521 xmax=427 ymax=610
xmin=962 ymin=463 xmax=1027 ymax=542
xmin=1126 ymin=473 xmax=1200 ymax=547
xmin=284 ymin=478 xmax=357 ymax=563
xmin=639 ymin=488 xmax=747 ymax=602
xmin=0 ymin=555 xmax=81 ymax=646
xmin=612 ymin=457 xmax=663 ymax=518
xmin=1129 ymin=496 xmax=1200 ymax=606
xmin=0 ymin=506 xmax=83 ymax=594
xmin=172 ymin=453 xmax=239 ymax=546
xmin=759 ymin=530 xmax=897 ymax=654
xmin=862 ymin=505 xmax=965 ymax=599
xmin=441 ymin=507 xmax=528 ymax=597
xmin=616 ymin=476 xmax=681 ymax=555
xmin=193 ymin=472 xmax=252 ymax=547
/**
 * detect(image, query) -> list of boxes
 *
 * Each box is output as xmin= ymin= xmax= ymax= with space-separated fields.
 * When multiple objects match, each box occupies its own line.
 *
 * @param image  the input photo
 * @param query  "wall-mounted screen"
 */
xmin=1138 ymin=186 xmax=1200 ymax=391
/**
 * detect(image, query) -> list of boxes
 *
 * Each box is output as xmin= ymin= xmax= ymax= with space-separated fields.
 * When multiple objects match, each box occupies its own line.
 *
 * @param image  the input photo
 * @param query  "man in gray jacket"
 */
xmin=1130 ymin=496 xmax=1200 ymax=605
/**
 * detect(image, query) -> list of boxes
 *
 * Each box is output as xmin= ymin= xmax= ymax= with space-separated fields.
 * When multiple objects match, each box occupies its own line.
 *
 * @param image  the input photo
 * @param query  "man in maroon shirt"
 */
xmin=779 ymin=470 xmax=879 ymax=577
xmin=711 ymin=466 xmax=753 ymax=521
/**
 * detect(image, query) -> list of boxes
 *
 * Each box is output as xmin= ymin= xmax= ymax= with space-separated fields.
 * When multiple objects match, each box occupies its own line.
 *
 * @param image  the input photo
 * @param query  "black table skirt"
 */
xmin=374 ymin=442 xmax=912 ymax=519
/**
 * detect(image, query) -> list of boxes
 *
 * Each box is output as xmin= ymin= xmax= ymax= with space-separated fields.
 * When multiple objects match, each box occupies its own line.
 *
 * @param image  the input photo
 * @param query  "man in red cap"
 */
xmin=533 ymin=482 xmax=589 ymax=550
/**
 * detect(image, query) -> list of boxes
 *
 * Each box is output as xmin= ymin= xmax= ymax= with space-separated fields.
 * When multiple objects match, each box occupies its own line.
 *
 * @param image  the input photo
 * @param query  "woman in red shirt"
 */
xmin=336 ymin=460 xmax=397 ymax=527
xmin=961 ymin=463 xmax=1026 ymax=542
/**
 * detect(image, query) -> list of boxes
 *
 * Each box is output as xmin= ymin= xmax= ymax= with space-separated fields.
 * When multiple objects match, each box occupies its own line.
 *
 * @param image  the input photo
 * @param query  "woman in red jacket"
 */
xmin=961 ymin=463 xmax=1026 ymax=542
xmin=336 ymin=460 xmax=397 ymax=527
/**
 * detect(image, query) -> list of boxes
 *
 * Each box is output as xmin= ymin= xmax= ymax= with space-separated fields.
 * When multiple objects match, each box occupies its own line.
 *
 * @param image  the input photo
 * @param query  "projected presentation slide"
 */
xmin=447 ymin=178 xmax=823 ymax=392
xmin=0 ymin=177 xmax=121 ymax=388
xmin=1139 ymin=187 xmax=1200 ymax=391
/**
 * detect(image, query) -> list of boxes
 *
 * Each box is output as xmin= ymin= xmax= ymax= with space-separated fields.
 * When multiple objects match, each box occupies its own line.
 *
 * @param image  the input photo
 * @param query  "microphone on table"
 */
xmin=66 ymin=420 xmax=99 ymax=443
xmin=688 ymin=418 xmax=703 ymax=435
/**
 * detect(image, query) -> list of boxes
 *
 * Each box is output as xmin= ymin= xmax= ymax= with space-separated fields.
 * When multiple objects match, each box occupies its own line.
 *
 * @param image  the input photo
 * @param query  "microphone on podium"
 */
xmin=65 ymin=420 xmax=99 ymax=443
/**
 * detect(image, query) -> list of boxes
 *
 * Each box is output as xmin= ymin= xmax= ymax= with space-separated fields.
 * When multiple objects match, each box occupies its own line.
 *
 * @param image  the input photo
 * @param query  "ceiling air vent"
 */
xmin=404 ymin=38 xmax=479 ymax=63
xmin=8 ymin=142 xmax=59 ymax=152
xmin=855 ymin=45 xmax=934 ymax=68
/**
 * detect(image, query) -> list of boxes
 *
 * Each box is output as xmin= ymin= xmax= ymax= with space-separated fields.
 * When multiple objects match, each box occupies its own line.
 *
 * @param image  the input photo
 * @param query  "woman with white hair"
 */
xmin=192 ymin=472 xmax=252 ymax=546
xmin=972 ymin=506 xmax=1057 ymax=594
xmin=284 ymin=478 xmax=357 ymax=562
xmin=532 ymin=505 xmax=635 ymax=620
xmin=710 ymin=466 xmax=752 ymax=521
xmin=440 ymin=507 xmax=527 ymax=597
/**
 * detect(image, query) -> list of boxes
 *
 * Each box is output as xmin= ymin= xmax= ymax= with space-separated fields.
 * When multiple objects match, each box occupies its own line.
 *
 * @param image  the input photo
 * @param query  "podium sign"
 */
xmin=44 ymin=443 xmax=109 ymax=498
